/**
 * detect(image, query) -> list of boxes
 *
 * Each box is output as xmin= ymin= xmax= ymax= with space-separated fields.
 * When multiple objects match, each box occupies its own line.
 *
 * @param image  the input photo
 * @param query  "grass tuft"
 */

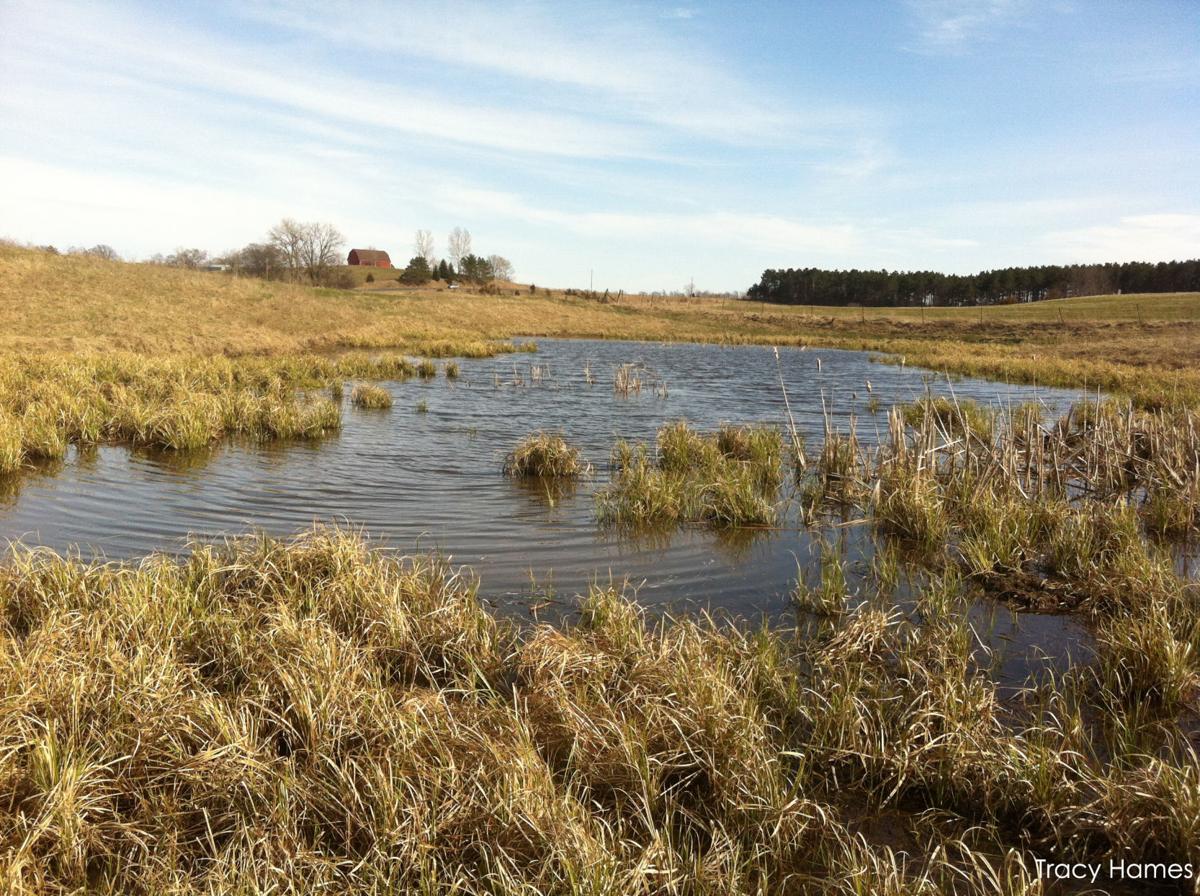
xmin=597 ymin=422 xmax=782 ymax=528
xmin=350 ymin=383 xmax=393 ymax=409
xmin=504 ymin=432 xmax=589 ymax=478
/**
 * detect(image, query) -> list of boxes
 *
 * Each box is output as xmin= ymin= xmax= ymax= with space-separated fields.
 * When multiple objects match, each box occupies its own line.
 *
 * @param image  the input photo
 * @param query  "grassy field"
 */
xmin=4 ymin=244 xmax=1200 ymax=408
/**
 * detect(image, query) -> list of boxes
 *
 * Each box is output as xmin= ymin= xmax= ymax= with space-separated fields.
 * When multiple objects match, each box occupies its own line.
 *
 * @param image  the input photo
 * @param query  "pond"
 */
xmin=0 ymin=339 xmax=1092 ymax=685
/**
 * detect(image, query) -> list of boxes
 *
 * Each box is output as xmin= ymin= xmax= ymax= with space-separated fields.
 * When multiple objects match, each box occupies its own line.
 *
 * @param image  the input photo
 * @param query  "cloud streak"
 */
xmin=905 ymin=0 xmax=1030 ymax=54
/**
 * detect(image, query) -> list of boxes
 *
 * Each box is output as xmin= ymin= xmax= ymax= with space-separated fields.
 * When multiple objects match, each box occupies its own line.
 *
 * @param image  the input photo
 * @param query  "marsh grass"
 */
xmin=792 ymin=539 xmax=850 ymax=618
xmin=613 ymin=362 xmax=642 ymax=396
xmin=416 ymin=359 xmax=438 ymax=379
xmin=901 ymin=394 xmax=995 ymax=442
xmin=445 ymin=361 xmax=460 ymax=379
xmin=597 ymin=422 xmax=783 ymax=528
xmin=350 ymin=383 xmax=393 ymax=409
xmin=800 ymin=396 xmax=1200 ymax=720
xmin=0 ymin=352 xmax=440 ymax=463
xmin=503 ymin=432 xmax=589 ymax=479
xmin=1 ymin=526 xmax=1196 ymax=894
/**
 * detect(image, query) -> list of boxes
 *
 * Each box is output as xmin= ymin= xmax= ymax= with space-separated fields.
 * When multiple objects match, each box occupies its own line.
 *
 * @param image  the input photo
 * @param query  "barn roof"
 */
xmin=349 ymin=249 xmax=391 ymax=263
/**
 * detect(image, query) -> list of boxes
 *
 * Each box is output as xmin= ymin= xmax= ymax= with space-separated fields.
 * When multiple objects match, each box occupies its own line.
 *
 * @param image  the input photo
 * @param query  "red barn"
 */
xmin=347 ymin=248 xmax=392 ymax=268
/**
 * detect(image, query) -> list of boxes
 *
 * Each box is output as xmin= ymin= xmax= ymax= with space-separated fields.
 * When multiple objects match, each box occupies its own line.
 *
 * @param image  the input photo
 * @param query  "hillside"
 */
xmin=3 ymin=243 xmax=1199 ymax=406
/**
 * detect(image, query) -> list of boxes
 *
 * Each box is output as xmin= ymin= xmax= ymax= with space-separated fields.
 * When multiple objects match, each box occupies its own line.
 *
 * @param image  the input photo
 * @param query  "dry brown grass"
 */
xmin=0 ymin=526 xmax=1195 ymax=894
xmin=5 ymin=244 xmax=1199 ymax=408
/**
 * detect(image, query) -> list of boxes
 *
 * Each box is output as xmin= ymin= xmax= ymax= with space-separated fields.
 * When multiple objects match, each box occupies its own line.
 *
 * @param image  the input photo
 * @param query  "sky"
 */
xmin=1 ymin=0 xmax=1197 ymax=292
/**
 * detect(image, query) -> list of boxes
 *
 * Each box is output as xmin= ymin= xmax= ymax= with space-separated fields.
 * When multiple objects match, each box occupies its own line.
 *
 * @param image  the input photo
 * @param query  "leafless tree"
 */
xmin=414 ymin=229 xmax=436 ymax=267
xmin=165 ymin=247 xmax=209 ymax=269
xmin=447 ymin=227 xmax=471 ymax=271
xmin=487 ymin=254 xmax=514 ymax=282
xmin=269 ymin=218 xmax=345 ymax=284
xmin=68 ymin=244 xmax=120 ymax=261
xmin=268 ymin=219 xmax=306 ymax=278
xmin=223 ymin=242 xmax=283 ymax=279
xmin=301 ymin=222 xmax=345 ymax=285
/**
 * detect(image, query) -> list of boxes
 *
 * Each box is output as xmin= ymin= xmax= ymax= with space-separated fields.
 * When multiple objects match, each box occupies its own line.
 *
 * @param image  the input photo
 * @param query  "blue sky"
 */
xmin=1 ymin=0 xmax=1197 ymax=291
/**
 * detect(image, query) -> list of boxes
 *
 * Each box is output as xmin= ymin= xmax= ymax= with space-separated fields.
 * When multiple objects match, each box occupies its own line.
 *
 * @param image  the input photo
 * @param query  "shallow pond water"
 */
xmin=0 ymin=339 xmax=1093 ymax=685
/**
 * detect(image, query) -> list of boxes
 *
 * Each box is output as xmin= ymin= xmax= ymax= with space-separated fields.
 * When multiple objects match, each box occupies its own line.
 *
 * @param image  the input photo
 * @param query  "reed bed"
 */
xmin=803 ymin=396 xmax=1200 ymax=719
xmin=406 ymin=338 xmax=536 ymax=359
xmin=503 ymin=432 xmax=590 ymax=479
xmin=349 ymin=383 xmax=393 ymax=409
xmin=597 ymin=422 xmax=782 ymax=528
xmin=0 ymin=352 xmax=441 ymax=464
xmin=0 ymin=526 xmax=1195 ymax=894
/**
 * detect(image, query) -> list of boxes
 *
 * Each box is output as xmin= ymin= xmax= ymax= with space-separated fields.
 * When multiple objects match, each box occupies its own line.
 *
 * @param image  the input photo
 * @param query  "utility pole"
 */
xmin=589 ymin=269 xmax=593 ymax=292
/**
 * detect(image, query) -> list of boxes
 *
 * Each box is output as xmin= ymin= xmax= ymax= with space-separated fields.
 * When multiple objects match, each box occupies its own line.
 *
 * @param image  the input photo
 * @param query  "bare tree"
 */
xmin=268 ymin=219 xmax=306 ymax=279
xmin=165 ymin=247 xmax=209 ymax=269
xmin=414 ymin=229 xmax=436 ymax=267
xmin=301 ymin=222 xmax=345 ymax=285
xmin=268 ymin=219 xmax=345 ymax=284
xmin=223 ymin=242 xmax=283 ymax=279
xmin=89 ymin=244 xmax=120 ymax=261
xmin=447 ymin=227 xmax=471 ymax=271
xmin=68 ymin=244 xmax=120 ymax=261
xmin=486 ymin=254 xmax=514 ymax=282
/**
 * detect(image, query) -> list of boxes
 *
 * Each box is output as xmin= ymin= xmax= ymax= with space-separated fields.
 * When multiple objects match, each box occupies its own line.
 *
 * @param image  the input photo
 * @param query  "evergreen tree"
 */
xmin=459 ymin=254 xmax=495 ymax=287
xmin=746 ymin=259 xmax=1200 ymax=308
xmin=399 ymin=256 xmax=432 ymax=285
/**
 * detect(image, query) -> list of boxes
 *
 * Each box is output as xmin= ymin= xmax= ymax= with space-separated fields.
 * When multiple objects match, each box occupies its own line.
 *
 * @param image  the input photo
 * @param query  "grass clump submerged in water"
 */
xmin=350 ymin=383 xmax=393 ymax=409
xmin=504 ymin=431 xmax=589 ymax=478
xmin=901 ymin=394 xmax=995 ymax=442
xmin=0 ymin=526 xmax=1196 ymax=894
xmin=597 ymin=422 xmax=782 ymax=528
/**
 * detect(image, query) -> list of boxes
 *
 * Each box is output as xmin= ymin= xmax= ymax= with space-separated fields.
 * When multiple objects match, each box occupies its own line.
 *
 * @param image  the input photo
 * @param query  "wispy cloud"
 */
xmin=905 ymin=0 xmax=1030 ymax=54
xmin=235 ymin=0 xmax=829 ymax=141
xmin=433 ymin=184 xmax=860 ymax=255
xmin=2 ymin=0 xmax=662 ymax=161
xmin=1039 ymin=214 xmax=1200 ymax=263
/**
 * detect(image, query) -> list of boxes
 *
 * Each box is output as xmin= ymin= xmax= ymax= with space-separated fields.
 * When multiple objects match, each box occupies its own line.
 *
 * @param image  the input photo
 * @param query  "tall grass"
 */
xmin=597 ymin=422 xmax=782 ymax=528
xmin=803 ymin=397 xmax=1200 ymax=717
xmin=0 ymin=352 xmax=442 ymax=463
xmin=0 ymin=526 xmax=1195 ymax=894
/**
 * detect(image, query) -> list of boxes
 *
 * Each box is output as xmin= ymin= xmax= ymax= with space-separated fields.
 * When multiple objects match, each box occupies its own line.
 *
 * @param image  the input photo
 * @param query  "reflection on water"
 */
xmin=0 ymin=339 xmax=1093 ymax=685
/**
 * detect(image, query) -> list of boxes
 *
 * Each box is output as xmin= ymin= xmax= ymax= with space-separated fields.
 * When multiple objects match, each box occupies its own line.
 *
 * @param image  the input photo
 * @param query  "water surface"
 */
xmin=0 ymin=339 xmax=1092 ymax=683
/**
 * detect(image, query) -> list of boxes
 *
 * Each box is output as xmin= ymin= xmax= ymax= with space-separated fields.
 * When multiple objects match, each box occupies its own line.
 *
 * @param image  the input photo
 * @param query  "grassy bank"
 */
xmin=1 ymin=526 xmax=1196 ymax=894
xmin=0 ymin=352 xmax=447 ymax=465
xmin=4 ymin=244 xmax=1199 ymax=408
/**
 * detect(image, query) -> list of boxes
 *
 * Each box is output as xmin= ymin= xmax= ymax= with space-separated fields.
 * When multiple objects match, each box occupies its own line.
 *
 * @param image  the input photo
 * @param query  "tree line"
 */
xmin=212 ymin=222 xmax=514 ymax=290
xmin=746 ymin=259 xmax=1200 ymax=307
xmin=396 ymin=227 xmax=513 ymax=288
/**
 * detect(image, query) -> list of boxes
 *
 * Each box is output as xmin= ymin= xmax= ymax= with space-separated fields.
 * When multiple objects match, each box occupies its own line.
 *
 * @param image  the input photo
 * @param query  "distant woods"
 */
xmin=747 ymin=259 xmax=1200 ymax=307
